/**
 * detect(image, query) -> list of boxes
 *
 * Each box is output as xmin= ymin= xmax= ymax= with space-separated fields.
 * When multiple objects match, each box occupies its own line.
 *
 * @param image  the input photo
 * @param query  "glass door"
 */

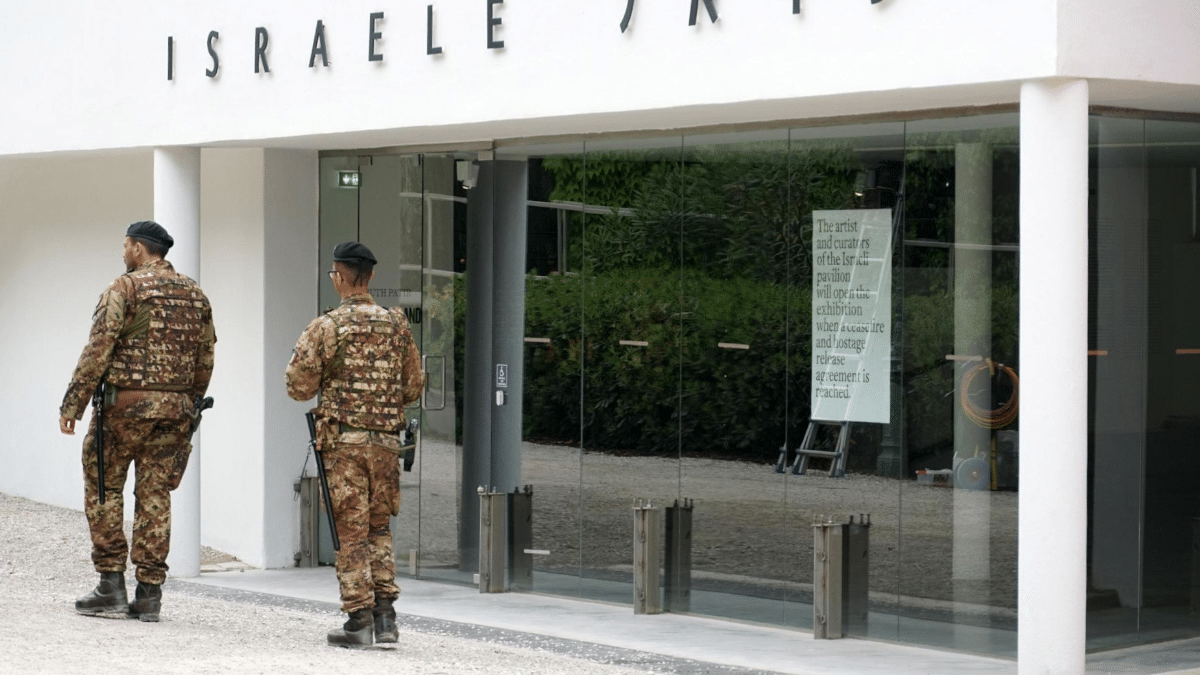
xmin=317 ymin=153 xmax=470 ymax=581
xmin=411 ymin=154 xmax=470 ymax=584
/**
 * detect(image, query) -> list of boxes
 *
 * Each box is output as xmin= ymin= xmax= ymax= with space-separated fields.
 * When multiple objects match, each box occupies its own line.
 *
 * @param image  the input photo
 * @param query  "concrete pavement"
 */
xmin=182 ymin=566 xmax=1200 ymax=675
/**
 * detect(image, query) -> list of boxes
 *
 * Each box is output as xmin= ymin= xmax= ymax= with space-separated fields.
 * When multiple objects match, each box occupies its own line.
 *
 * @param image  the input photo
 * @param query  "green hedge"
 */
xmin=446 ymin=274 xmax=1016 ymax=465
xmin=518 ymin=268 xmax=811 ymax=458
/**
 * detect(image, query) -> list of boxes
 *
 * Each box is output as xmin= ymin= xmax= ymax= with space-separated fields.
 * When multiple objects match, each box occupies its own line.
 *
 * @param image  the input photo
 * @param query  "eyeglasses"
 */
xmin=326 ymin=270 xmax=339 ymax=280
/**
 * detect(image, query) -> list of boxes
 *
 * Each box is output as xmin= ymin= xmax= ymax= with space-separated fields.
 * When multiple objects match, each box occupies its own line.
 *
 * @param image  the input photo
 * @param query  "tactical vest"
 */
xmin=107 ymin=264 xmax=209 ymax=391
xmin=316 ymin=302 xmax=415 ymax=431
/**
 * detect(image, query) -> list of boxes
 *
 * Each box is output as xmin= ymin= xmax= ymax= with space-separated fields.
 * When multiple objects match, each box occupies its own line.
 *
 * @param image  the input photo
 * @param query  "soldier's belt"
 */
xmin=335 ymin=423 xmax=403 ymax=454
xmin=112 ymin=383 xmax=191 ymax=392
xmin=113 ymin=388 xmax=188 ymax=410
xmin=339 ymin=422 xmax=394 ymax=434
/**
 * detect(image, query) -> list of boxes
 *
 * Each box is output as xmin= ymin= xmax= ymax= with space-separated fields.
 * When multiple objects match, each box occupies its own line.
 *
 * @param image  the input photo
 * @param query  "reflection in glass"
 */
xmin=578 ymin=139 xmax=684 ymax=604
xmin=515 ymin=142 xmax=586 ymax=597
xmin=311 ymin=113 xmax=1065 ymax=658
xmin=501 ymin=119 xmax=1024 ymax=653
xmin=677 ymin=131 xmax=794 ymax=625
xmin=898 ymin=117 xmax=1020 ymax=655
xmin=783 ymin=123 xmax=906 ymax=637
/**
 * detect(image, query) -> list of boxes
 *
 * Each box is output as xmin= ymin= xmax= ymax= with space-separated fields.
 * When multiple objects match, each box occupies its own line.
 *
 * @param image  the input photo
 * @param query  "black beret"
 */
xmin=332 ymin=241 xmax=377 ymax=265
xmin=126 ymin=221 xmax=174 ymax=251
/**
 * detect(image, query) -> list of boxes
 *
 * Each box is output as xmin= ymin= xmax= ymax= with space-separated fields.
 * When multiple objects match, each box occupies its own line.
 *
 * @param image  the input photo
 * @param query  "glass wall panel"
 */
xmin=1141 ymin=120 xmax=1200 ymax=642
xmin=578 ymin=137 xmax=685 ymax=604
xmin=312 ymin=113 xmax=1200 ymax=658
xmin=1088 ymin=116 xmax=1200 ymax=649
xmin=785 ymin=122 xmax=906 ymax=636
xmin=1137 ymin=118 xmax=1200 ymax=638
xmin=676 ymin=130 xmax=793 ymax=624
xmin=897 ymin=115 xmax=1020 ymax=655
xmin=1087 ymin=116 xmax=1147 ymax=647
xmin=509 ymin=142 xmax=587 ymax=596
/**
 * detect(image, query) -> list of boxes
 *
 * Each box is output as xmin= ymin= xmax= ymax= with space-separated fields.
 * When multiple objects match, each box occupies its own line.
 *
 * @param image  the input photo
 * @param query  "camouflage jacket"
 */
xmin=60 ymin=259 xmax=217 ymax=420
xmin=286 ymin=293 xmax=424 ymax=431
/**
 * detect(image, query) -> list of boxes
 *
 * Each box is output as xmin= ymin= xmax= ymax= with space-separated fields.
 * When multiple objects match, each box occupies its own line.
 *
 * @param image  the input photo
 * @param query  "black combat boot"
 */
xmin=327 ymin=608 xmax=374 ymax=647
xmin=126 ymin=581 xmax=162 ymax=622
xmin=75 ymin=571 xmax=128 ymax=615
xmin=373 ymin=596 xmax=398 ymax=643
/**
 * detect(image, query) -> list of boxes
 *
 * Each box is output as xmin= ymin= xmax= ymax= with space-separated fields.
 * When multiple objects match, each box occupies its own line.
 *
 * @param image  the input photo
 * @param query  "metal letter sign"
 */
xmin=162 ymin=2 xmax=907 ymax=81
xmin=620 ymin=0 xmax=717 ymax=32
xmin=496 ymin=363 xmax=508 ymax=388
xmin=689 ymin=0 xmax=718 ymax=26
xmin=619 ymin=0 xmax=891 ymax=33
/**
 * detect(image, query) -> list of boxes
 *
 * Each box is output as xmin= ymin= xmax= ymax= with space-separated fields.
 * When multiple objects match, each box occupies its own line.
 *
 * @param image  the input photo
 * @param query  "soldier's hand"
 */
xmin=59 ymin=416 xmax=76 ymax=435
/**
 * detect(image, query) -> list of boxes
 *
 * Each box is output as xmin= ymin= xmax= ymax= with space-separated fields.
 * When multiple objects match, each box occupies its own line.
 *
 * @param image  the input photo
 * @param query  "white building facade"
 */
xmin=3 ymin=2 xmax=1199 ymax=673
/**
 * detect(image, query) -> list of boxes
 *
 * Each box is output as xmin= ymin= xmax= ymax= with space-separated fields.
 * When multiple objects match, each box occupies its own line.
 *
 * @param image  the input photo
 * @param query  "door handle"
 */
xmin=422 ymin=355 xmax=446 ymax=411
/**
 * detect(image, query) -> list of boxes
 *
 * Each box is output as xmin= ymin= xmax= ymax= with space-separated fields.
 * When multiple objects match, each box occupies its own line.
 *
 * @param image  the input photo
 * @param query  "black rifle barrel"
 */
xmin=306 ymin=412 xmax=340 ymax=551
xmin=93 ymin=383 xmax=106 ymax=505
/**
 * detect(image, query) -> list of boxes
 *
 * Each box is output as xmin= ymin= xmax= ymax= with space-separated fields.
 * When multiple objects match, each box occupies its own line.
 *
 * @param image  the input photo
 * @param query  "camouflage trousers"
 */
xmin=324 ymin=434 xmax=402 ymax=614
xmin=82 ymin=392 xmax=192 ymax=585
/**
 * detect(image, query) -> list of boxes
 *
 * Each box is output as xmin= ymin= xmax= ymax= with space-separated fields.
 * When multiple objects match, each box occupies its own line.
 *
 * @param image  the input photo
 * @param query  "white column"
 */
xmin=1018 ymin=79 xmax=1089 ymax=675
xmin=155 ymin=147 xmax=202 ymax=579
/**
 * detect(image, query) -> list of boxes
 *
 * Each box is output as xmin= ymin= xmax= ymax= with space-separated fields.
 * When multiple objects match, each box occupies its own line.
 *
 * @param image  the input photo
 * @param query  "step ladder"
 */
xmin=773 ymin=420 xmax=851 ymax=478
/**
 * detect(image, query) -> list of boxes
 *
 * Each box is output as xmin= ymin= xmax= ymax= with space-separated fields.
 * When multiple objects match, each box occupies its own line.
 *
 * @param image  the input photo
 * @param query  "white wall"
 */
xmin=1058 ymin=0 xmax=1200 ymax=85
xmin=262 ymin=149 xmax=319 ymax=569
xmin=198 ymin=148 xmax=319 ymax=569
xmin=0 ymin=0 xmax=1065 ymax=156
xmin=0 ymin=152 xmax=153 ymax=509
xmin=198 ymin=148 xmax=268 ymax=564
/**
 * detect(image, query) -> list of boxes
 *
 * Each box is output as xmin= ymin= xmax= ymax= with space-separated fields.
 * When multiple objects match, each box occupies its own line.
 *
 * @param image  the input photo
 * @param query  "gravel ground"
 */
xmin=0 ymin=492 xmax=748 ymax=675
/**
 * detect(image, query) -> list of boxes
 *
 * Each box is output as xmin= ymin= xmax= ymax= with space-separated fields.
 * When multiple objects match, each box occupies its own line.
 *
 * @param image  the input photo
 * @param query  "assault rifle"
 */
xmin=305 ymin=412 xmax=340 ymax=551
xmin=92 ymin=382 xmax=107 ymax=505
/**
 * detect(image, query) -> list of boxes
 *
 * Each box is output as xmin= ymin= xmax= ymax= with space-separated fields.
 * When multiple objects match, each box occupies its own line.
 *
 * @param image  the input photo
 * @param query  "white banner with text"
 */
xmin=810 ymin=209 xmax=893 ymax=424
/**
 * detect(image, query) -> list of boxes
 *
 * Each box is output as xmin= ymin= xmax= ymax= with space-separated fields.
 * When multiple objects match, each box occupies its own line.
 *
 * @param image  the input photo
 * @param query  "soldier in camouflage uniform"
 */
xmin=59 ymin=221 xmax=216 ymax=622
xmin=286 ymin=241 xmax=424 ymax=647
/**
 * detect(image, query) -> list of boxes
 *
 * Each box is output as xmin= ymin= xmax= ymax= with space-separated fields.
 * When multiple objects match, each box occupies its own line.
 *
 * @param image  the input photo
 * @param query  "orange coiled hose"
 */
xmin=959 ymin=359 xmax=1019 ymax=429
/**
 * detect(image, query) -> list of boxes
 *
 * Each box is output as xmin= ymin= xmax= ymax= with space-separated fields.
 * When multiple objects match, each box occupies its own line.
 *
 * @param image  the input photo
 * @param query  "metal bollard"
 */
xmin=813 ymin=517 xmax=844 ymax=638
xmin=296 ymin=477 xmax=320 ymax=568
xmin=665 ymin=499 xmax=693 ymax=612
xmin=633 ymin=500 xmax=662 ymax=614
xmin=845 ymin=514 xmax=871 ymax=634
xmin=813 ymin=514 xmax=871 ymax=638
xmin=508 ymin=485 xmax=534 ymax=592
xmin=478 ymin=487 xmax=506 ymax=593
